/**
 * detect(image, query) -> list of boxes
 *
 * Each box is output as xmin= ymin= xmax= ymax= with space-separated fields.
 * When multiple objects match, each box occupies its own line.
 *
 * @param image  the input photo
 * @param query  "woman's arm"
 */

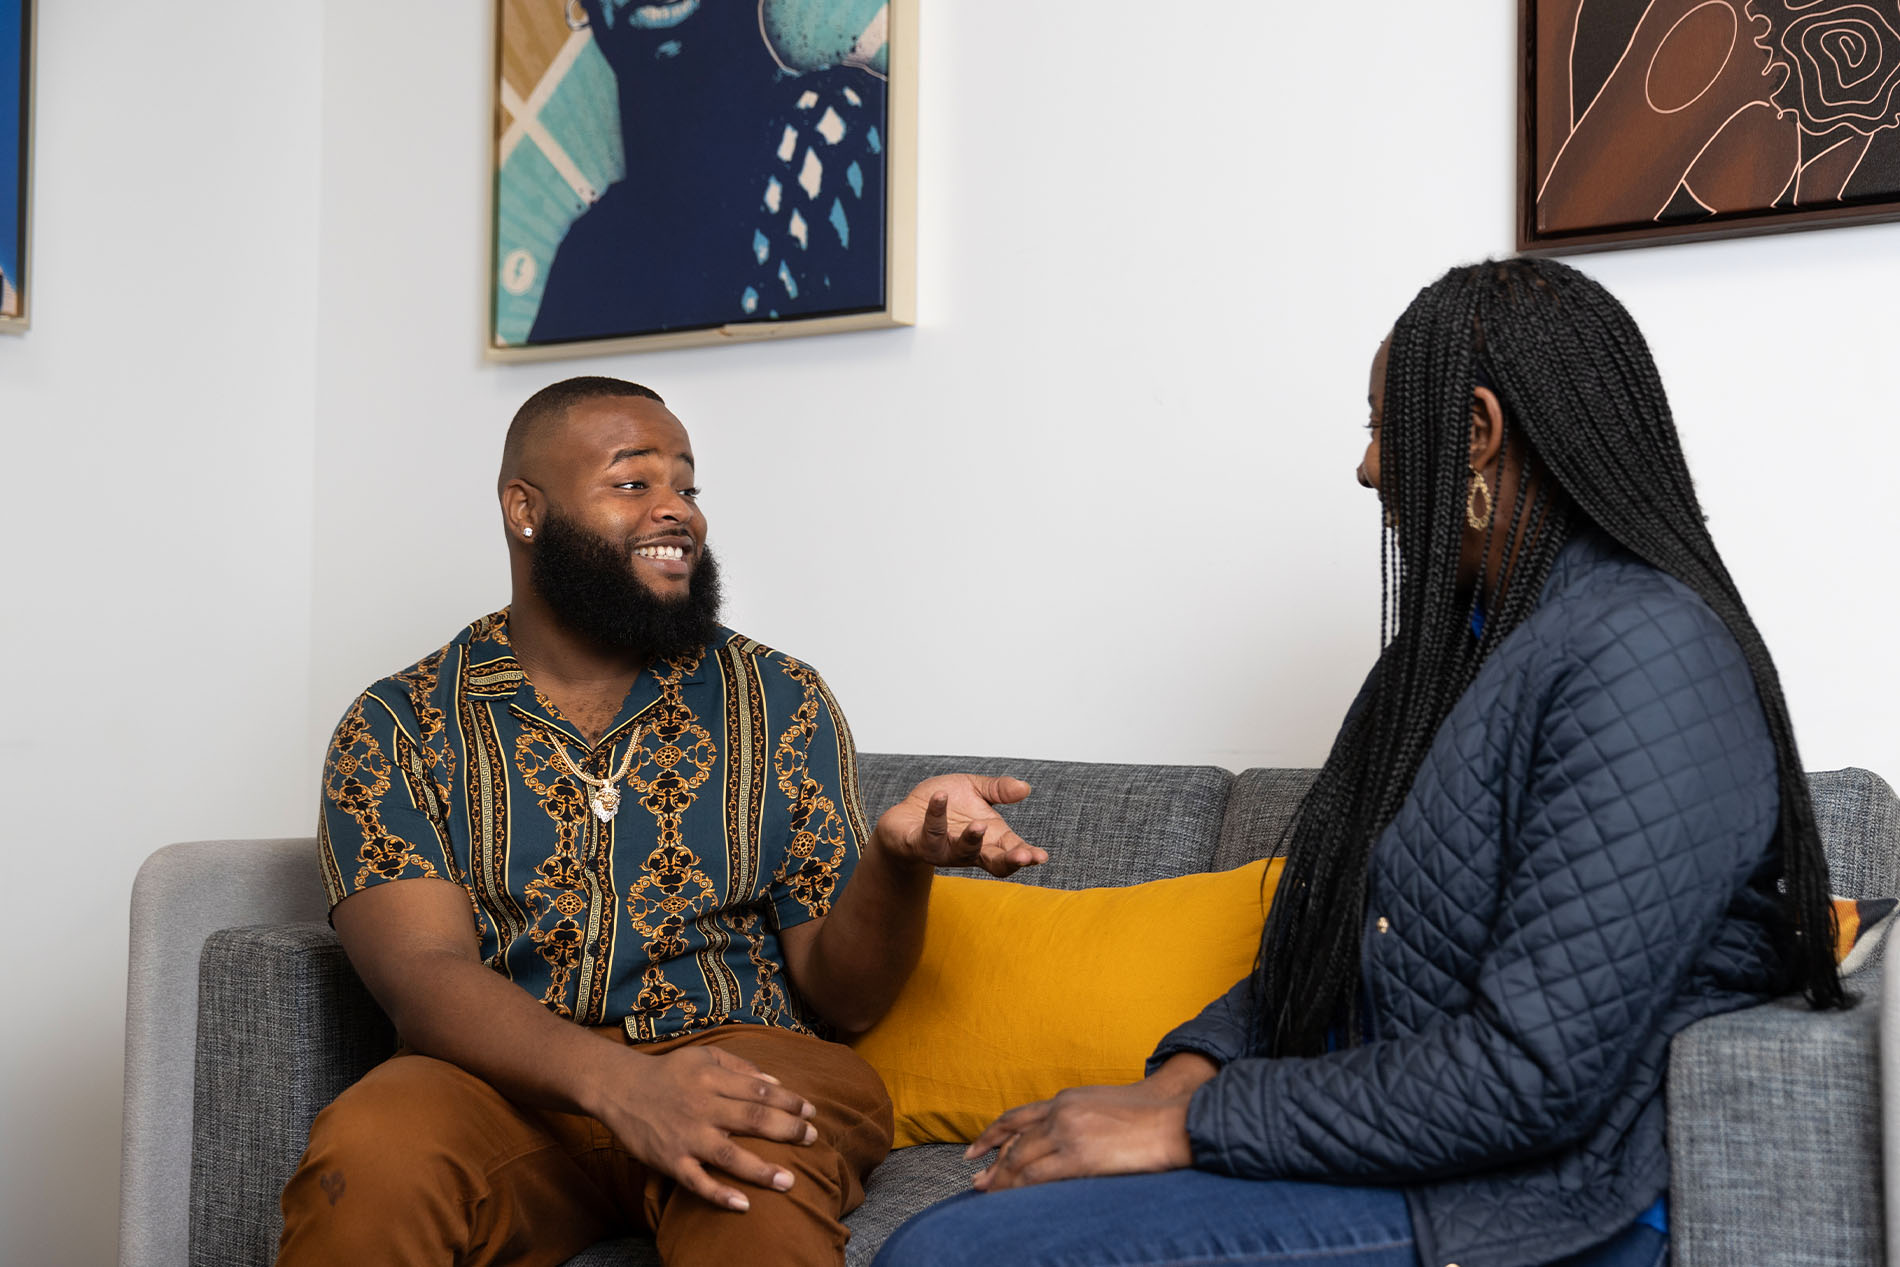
xmin=1147 ymin=975 xmax=1258 ymax=1071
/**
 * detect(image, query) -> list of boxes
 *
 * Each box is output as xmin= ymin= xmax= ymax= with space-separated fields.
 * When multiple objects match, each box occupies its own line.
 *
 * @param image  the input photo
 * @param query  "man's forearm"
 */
xmin=793 ymin=838 xmax=933 ymax=1035
xmin=784 ymin=773 xmax=1039 ymax=1034
xmin=363 ymin=947 xmax=634 ymax=1120
xmin=336 ymin=876 xmax=824 ymax=1214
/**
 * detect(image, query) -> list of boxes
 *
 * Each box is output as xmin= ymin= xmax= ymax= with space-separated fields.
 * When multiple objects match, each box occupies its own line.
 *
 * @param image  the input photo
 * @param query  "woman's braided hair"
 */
xmin=1249 ymin=257 xmax=1846 ymax=1058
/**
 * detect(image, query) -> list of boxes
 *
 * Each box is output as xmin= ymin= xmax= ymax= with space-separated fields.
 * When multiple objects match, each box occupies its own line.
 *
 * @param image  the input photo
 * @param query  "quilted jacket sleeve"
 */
xmin=1148 ymin=976 xmax=1256 ymax=1072
xmin=1183 ymin=591 xmax=1779 ymax=1182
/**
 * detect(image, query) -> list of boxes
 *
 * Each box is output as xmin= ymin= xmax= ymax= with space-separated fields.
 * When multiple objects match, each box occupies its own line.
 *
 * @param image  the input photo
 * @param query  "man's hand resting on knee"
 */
xmin=334 ymin=878 xmax=822 ymax=1213
xmin=588 ymin=1042 xmax=818 ymax=1211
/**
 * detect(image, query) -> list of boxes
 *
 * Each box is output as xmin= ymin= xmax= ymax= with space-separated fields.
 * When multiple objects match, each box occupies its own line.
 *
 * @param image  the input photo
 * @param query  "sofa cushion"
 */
xmin=851 ymin=859 xmax=1283 ymax=1147
xmin=842 ymin=1143 xmax=981 ymax=1264
xmin=1211 ymin=767 xmax=1317 ymax=870
xmin=1215 ymin=767 xmax=1897 ymax=888
xmin=858 ymin=754 xmax=1232 ymax=889
xmin=561 ymin=1236 xmax=659 ymax=1265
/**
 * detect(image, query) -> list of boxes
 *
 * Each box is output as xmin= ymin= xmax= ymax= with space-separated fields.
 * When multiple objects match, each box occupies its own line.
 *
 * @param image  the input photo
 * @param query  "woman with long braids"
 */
xmin=874 ymin=258 xmax=1847 ymax=1267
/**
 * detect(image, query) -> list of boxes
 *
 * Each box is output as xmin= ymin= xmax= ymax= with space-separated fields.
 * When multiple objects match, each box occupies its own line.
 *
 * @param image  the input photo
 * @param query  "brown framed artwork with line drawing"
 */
xmin=488 ymin=0 xmax=916 ymax=360
xmin=1 ymin=0 xmax=32 ymax=333
xmin=1520 ymin=0 xmax=1900 ymax=253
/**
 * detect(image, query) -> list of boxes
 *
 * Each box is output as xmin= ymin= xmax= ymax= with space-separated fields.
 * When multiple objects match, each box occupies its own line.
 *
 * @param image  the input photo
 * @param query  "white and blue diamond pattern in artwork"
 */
xmin=495 ymin=0 xmax=889 ymax=347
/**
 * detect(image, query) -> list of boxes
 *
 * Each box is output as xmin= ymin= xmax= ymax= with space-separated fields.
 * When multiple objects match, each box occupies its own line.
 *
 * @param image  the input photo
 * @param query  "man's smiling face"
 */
xmin=552 ymin=394 xmax=707 ymax=598
xmin=524 ymin=394 xmax=722 ymax=658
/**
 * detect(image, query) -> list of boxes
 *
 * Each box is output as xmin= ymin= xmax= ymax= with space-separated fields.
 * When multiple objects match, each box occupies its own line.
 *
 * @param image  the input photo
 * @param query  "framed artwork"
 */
xmin=489 ymin=0 xmax=916 ymax=359
xmin=1 ymin=0 xmax=31 ymax=333
xmin=1520 ymin=0 xmax=1900 ymax=253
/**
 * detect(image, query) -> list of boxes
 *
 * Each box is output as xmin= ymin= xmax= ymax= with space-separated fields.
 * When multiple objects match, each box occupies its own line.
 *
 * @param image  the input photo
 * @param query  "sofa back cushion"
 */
xmin=1810 ymin=767 xmax=1900 ymax=901
xmin=1211 ymin=766 xmax=1900 ymax=884
xmin=1212 ymin=767 xmax=1319 ymax=870
xmin=858 ymin=754 xmax=1232 ymax=888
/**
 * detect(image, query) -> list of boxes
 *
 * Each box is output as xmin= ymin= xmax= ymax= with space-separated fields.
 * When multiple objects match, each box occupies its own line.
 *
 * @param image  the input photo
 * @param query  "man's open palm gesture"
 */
xmin=874 ymin=774 xmax=1045 ymax=877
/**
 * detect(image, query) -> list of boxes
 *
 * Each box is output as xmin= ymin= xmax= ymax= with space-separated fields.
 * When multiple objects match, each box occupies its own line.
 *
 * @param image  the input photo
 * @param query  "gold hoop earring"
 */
xmin=1466 ymin=469 xmax=1493 ymax=531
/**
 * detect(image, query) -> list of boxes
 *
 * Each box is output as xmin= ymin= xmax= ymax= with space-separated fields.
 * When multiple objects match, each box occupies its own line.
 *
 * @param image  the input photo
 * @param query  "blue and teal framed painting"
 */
xmin=1 ymin=0 xmax=31 ymax=333
xmin=489 ymin=0 xmax=916 ymax=359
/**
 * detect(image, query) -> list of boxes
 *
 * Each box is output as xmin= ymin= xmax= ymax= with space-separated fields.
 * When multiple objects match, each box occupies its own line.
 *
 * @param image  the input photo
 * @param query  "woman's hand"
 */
xmin=964 ymin=1055 xmax=1218 ymax=1192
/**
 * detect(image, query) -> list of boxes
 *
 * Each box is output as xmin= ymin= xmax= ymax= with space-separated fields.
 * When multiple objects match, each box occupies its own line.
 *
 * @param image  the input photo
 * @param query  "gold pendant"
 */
xmin=589 ymin=783 xmax=621 ymax=823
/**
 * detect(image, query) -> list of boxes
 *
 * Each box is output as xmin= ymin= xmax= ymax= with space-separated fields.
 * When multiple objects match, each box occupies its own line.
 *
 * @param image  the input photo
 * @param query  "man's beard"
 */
xmin=529 ymin=512 xmax=724 ymax=661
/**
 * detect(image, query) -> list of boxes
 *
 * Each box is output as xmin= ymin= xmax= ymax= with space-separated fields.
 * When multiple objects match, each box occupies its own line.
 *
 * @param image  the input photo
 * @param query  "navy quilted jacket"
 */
xmin=1152 ymin=533 xmax=1786 ymax=1267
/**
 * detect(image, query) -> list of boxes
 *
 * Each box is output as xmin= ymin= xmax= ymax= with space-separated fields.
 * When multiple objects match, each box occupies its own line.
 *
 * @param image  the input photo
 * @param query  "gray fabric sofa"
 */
xmin=120 ymin=757 xmax=1900 ymax=1267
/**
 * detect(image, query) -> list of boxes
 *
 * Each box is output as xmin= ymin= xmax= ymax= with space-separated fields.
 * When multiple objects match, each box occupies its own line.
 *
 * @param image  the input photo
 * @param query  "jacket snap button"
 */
xmin=1376 ymin=917 xmax=1391 ymax=934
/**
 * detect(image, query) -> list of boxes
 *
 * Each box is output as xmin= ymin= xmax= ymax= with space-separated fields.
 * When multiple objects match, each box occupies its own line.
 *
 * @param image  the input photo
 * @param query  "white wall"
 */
xmin=0 ymin=3 xmax=323 ymax=1264
xmin=1 ymin=2 xmax=1895 ymax=1264
xmin=309 ymin=2 xmax=1900 ymax=780
xmin=309 ymin=3 xmax=1528 ymax=770
xmin=1582 ymin=238 xmax=1900 ymax=778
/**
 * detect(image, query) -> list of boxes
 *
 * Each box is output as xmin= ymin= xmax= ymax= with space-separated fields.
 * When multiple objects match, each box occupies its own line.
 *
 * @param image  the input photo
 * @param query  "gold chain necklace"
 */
xmin=551 ymin=725 xmax=646 ymax=823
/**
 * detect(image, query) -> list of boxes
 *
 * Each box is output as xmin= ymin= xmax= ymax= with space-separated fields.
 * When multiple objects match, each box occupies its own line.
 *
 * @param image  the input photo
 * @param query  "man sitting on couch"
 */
xmin=277 ymin=376 xmax=1044 ymax=1267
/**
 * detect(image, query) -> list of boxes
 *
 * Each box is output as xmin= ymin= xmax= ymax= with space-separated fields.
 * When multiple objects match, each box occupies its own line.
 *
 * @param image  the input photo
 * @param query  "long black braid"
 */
xmin=1251 ymin=258 xmax=1844 ymax=1058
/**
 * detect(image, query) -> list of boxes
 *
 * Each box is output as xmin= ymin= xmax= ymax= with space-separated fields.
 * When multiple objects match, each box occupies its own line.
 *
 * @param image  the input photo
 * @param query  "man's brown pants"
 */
xmin=276 ymin=1023 xmax=894 ymax=1267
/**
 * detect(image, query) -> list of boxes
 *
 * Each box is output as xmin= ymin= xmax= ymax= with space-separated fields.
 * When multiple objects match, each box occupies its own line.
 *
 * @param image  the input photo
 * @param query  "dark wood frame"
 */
xmin=1516 ymin=0 xmax=1900 ymax=255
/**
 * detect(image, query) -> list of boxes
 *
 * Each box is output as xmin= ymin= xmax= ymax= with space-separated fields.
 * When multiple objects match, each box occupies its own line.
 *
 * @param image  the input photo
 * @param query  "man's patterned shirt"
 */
xmin=318 ymin=610 xmax=868 ymax=1041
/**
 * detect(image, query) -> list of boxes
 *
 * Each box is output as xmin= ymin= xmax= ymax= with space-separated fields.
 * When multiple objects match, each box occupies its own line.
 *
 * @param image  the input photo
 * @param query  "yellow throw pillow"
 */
xmin=1834 ymin=895 xmax=1896 ymax=974
xmin=849 ymin=858 xmax=1284 ymax=1148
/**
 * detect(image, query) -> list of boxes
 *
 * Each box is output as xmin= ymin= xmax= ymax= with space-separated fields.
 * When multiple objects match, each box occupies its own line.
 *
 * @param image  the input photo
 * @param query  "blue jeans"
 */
xmin=871 ymin=1171 xmax=1668 ymax=1267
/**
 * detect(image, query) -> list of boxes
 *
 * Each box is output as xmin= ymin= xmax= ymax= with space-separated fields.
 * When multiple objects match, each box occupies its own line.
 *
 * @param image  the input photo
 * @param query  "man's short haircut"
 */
xmin=500 ymin=376 xmax=665 ymax=490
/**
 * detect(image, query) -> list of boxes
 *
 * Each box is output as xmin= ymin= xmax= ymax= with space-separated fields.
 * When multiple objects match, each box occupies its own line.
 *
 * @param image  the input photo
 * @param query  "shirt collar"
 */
xmin=461 ymin=609 xmax=725 ymax=744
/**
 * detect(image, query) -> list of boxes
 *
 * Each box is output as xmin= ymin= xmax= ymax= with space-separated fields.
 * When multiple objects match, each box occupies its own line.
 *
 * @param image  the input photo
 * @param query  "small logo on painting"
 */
xmin=502 ymin=250 xmax=539 ymax=296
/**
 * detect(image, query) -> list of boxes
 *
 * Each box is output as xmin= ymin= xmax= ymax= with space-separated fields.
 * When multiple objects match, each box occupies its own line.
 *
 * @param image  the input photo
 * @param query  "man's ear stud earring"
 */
xmin=523 ymin=528 xmax=534 ymax=538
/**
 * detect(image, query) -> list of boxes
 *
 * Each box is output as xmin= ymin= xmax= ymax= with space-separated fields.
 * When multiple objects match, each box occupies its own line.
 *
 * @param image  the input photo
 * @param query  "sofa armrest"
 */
xmin=122 ymin=838 xmax=328 ymax=1267
xmin=187 ymin=923 xmax=394 ymax=1267
xmin=1667 ymin=970 xmax=1884 ymax=1267
xmin=1884 ymin=961 xmax=1900 ymax=1257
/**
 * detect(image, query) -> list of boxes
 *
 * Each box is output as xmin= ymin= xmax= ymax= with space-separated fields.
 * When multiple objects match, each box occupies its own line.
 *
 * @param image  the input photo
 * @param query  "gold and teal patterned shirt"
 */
xmin=318 ymin=610 xmax=868 ymax=1041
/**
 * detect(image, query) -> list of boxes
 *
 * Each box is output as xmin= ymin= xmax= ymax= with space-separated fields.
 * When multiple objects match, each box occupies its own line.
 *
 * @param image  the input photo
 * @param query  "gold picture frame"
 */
xmin=487 ymin=0 xmax=916 ymax=360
